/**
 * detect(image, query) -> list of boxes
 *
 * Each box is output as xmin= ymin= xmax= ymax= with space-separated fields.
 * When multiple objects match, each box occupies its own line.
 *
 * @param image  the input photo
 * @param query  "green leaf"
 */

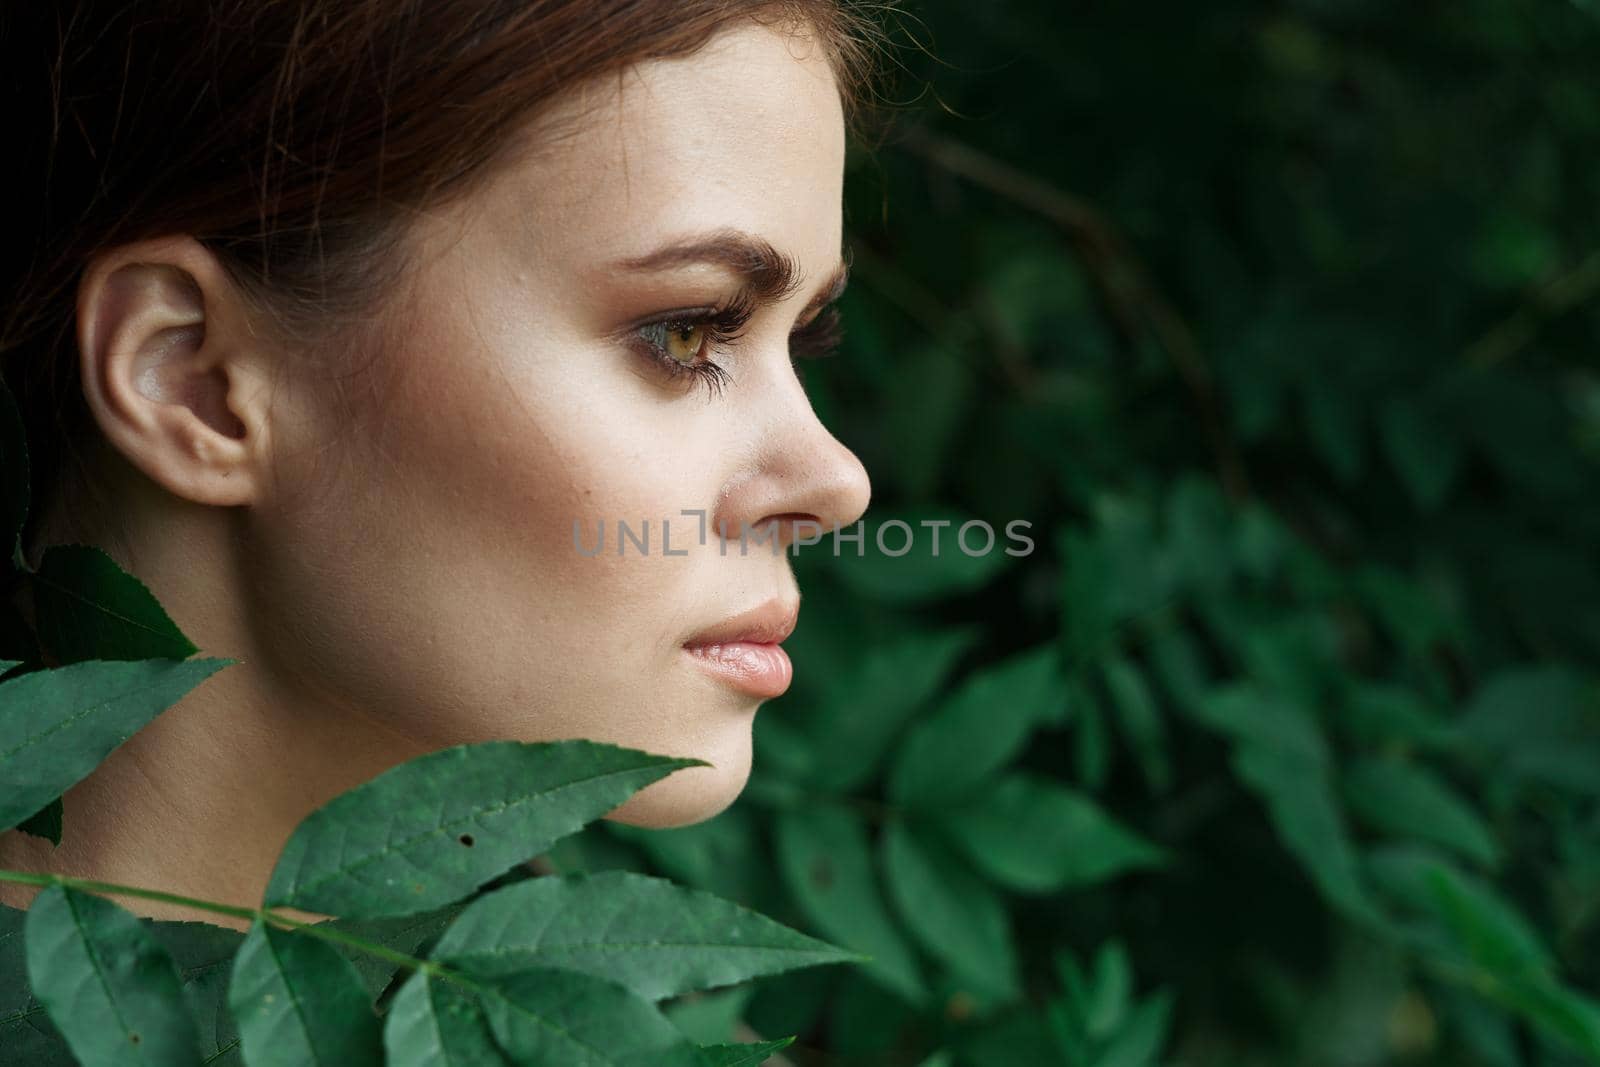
xmin=801 ymin=627 xmax=978 ymax=792
xmin=1082 ymin=943 xmax=1133 ymax=1040
xmin=1458 ymin=666 xmax=1600 ymax=796
xmin=1368 ymin=846 xmax=1550 ymax=974
xmin=383 ymin=969 xmax=509 ymax=1067
xmin=605 ymin=806 xmax=762 ymax=903
xmin=32 ymin=544 xmax=199 ymax=663
xmin=146 ymin=920 xmax=248 ymax=1064
xmin=17 ymin=796 xmax=63 ymax=846
xmin=227 ymin=920 xmax=381 ymax=1066
xmin=1379 ymin=396 xmax=1462 ymax=510
xmin=1100 ymin=655 xmax=1171 ymax=792
xmin=473 ymin=967 xmax=706 ymax=1067
xmin=264 ymin=740 xmax=703 ymax=919
xmin=774 ymin=803 xmax=924 ymax=1003
xmin=1146 ymin=624 xmax=1210 ymax=718
xmin=1491 ymin=974 xmax=1600 ymax=1060
xmin=1335 ymin=682 xmax=1456 ymax=750
xmin=24 ymin=885 xmax=203 ymax=1066
xmin=1196 ymin=684 xmax=1382 ymax=921
xmin=0 ymin=376 xmax=30 ymax=568
xmin=1191 ymin=682 xmax=1329 ymax=766
xmin=881 ymin=821 xmax=1019 ymax=1000
xmin=696 ymin=1037 xmax=797 ymax=1066
xmin=1230 ymin=744 xmax=1379 ymax=923
xmin=1073 ymin=675 xmax=1112 ymax=791
xmin=429 ymin=870 xmax=858 ymax=1001
xmin=939 ymin=774 xmax=1165 ymax=893
xmin=1090 ymin=990 xmax=1174 ymax=1067
xmin=1345 ymin=758 xmax=1500 ymax=867
xmin=0 ymin=657 xmax=233 ymax=831
xmin=319 ymin=902 xmax=467 ymax=1004
xmin=887 ymin=644 xmax=1066 ymax=807
xmin=0 ymin=903 xmax=73 ymax=1065
xmin=1302 ymin=378 xmax=1365 ymax=483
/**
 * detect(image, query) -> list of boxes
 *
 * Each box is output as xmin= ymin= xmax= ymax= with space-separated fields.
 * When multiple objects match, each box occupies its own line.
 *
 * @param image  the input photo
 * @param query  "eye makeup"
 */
xmin=626 ymin=288 xmax=845 ymax=400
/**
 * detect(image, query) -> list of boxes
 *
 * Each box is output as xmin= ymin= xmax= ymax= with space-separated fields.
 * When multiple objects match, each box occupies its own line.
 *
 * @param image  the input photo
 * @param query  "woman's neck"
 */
xmin=0 ymin=650 xmax=426 ymax=933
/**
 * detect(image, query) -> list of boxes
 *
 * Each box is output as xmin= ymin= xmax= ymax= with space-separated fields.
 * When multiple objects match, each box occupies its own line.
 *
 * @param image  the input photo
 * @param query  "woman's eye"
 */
xmin=663 ymin=323 xmax=706 ymax=364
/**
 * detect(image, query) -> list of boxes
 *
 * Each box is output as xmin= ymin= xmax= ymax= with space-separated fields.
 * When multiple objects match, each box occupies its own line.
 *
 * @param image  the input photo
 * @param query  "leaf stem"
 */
xmin=0 ymin=868 xmax=437 ymax=976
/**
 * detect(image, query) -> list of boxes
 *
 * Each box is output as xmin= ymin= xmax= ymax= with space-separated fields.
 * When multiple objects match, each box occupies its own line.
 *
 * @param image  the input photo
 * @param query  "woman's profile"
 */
xmin=0 ymin=0 xmax=880 ymax=930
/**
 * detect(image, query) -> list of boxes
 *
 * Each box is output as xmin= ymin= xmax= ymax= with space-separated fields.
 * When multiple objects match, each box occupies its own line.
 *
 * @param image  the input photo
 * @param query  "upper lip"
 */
xmin=683 ymin=597 xmax=800 ymax=648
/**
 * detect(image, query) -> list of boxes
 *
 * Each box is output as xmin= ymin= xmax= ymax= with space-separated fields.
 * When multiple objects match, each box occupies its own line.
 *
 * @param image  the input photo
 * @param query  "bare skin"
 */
xmin=0 ymin=21 xmax=870 ymax=930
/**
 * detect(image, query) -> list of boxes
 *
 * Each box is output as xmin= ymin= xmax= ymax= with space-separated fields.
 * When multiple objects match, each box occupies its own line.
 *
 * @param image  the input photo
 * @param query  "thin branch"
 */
xmin=895 ymin=126 xmax=1252 ymax=500
xmin=1462 ymin=246 xmax=1600 ymax=369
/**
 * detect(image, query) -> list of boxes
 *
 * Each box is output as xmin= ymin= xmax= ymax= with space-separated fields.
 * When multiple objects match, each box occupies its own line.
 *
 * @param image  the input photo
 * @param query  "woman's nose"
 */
xmin=711 ymin=400 xmax=872 ymax=555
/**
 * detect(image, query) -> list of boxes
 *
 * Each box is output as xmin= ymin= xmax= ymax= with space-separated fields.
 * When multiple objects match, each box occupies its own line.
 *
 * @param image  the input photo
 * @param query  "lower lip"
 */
xmin=682 ymin=642 xmax=793 ymax=699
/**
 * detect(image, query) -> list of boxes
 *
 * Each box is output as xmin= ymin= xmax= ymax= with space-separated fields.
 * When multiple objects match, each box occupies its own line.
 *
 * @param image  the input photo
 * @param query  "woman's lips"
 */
xmin=683 ymin=641 xmax=793 ymax=699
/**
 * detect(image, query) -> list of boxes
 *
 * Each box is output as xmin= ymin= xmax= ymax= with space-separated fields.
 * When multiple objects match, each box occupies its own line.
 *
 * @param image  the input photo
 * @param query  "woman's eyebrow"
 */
xmin=609 ymin=228 xmax=849 ymax=314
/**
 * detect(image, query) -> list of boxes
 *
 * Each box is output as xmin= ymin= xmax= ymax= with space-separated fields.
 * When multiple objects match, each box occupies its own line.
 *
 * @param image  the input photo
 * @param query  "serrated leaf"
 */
xmin=473 ymin=966 xmax=706 ymax=1066
xmin=887 ymin=644 xmax=1066 ymax=807
xmin=383 ymin=969 xmax=509 ymax=1067
xmin=1345 ymin=758 xmax=1500 ymax=867
xmin=774 ymin=803 xmax=924 ymax=1004
xmin=227 ymin=920 xmax=381 ymax=1066
xmin=32 ymin=544 xmax=199 ymax=663
xmin=939 ymin=774 xmax=1165 ymax=893
xmin=0 ymin=657 xmax=233 ymax=831
xmin=430 ymin=870 xmax=856 ymax=1002
xmin=881 ymin=821 xmax=1019 ymax=1000
xmin=606 ymin=806 xmax=761 ymax=903
xmin=697 ymin=1036 xmax=796 ymax=1066
xmin=320 ymin=901 xmax=467 ymax=1004
xmin=264 ymin=740 xmax=703 ymax=919
xmin=24 ymin=885 xmax=203 ymax=1066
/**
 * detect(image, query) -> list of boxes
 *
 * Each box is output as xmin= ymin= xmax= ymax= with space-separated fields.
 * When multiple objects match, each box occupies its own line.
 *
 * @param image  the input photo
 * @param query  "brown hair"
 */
xmin=0 ymin=0 xmax=888 ymax=560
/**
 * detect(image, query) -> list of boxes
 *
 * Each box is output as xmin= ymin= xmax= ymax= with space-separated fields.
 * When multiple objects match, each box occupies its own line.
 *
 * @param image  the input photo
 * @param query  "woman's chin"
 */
xmin=602 ymin=745 xmax=752 ymax=829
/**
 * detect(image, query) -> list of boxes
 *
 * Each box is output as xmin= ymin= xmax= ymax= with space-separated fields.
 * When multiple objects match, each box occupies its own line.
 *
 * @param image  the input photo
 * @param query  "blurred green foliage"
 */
xmin=554 ymin=2 xmax=1600 ymax=1064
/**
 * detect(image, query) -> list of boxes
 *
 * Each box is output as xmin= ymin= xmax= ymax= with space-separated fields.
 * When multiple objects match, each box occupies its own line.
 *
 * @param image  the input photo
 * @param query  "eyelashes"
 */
xmin=629 ymin=293 xmax=843 ymax=400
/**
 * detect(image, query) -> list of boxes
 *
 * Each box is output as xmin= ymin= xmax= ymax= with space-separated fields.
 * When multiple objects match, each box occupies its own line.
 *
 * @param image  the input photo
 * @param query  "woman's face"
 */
xmin=244 ymin=21 xmax=871 ymax=827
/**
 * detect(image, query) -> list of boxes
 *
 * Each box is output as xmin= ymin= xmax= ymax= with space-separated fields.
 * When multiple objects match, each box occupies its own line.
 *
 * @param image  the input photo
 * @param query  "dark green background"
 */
xmin=570 ymin=1 xmax=1600 ymax=1064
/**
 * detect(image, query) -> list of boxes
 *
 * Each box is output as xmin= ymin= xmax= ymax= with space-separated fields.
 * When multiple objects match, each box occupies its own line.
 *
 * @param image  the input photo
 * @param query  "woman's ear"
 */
xmin=76 ymin=235 xmax=275 ymax=508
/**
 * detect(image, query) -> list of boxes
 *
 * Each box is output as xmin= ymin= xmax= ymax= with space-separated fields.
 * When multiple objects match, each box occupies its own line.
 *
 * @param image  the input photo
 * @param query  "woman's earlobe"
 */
xmin=75 ymin=237 xmax=270 ymax=509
